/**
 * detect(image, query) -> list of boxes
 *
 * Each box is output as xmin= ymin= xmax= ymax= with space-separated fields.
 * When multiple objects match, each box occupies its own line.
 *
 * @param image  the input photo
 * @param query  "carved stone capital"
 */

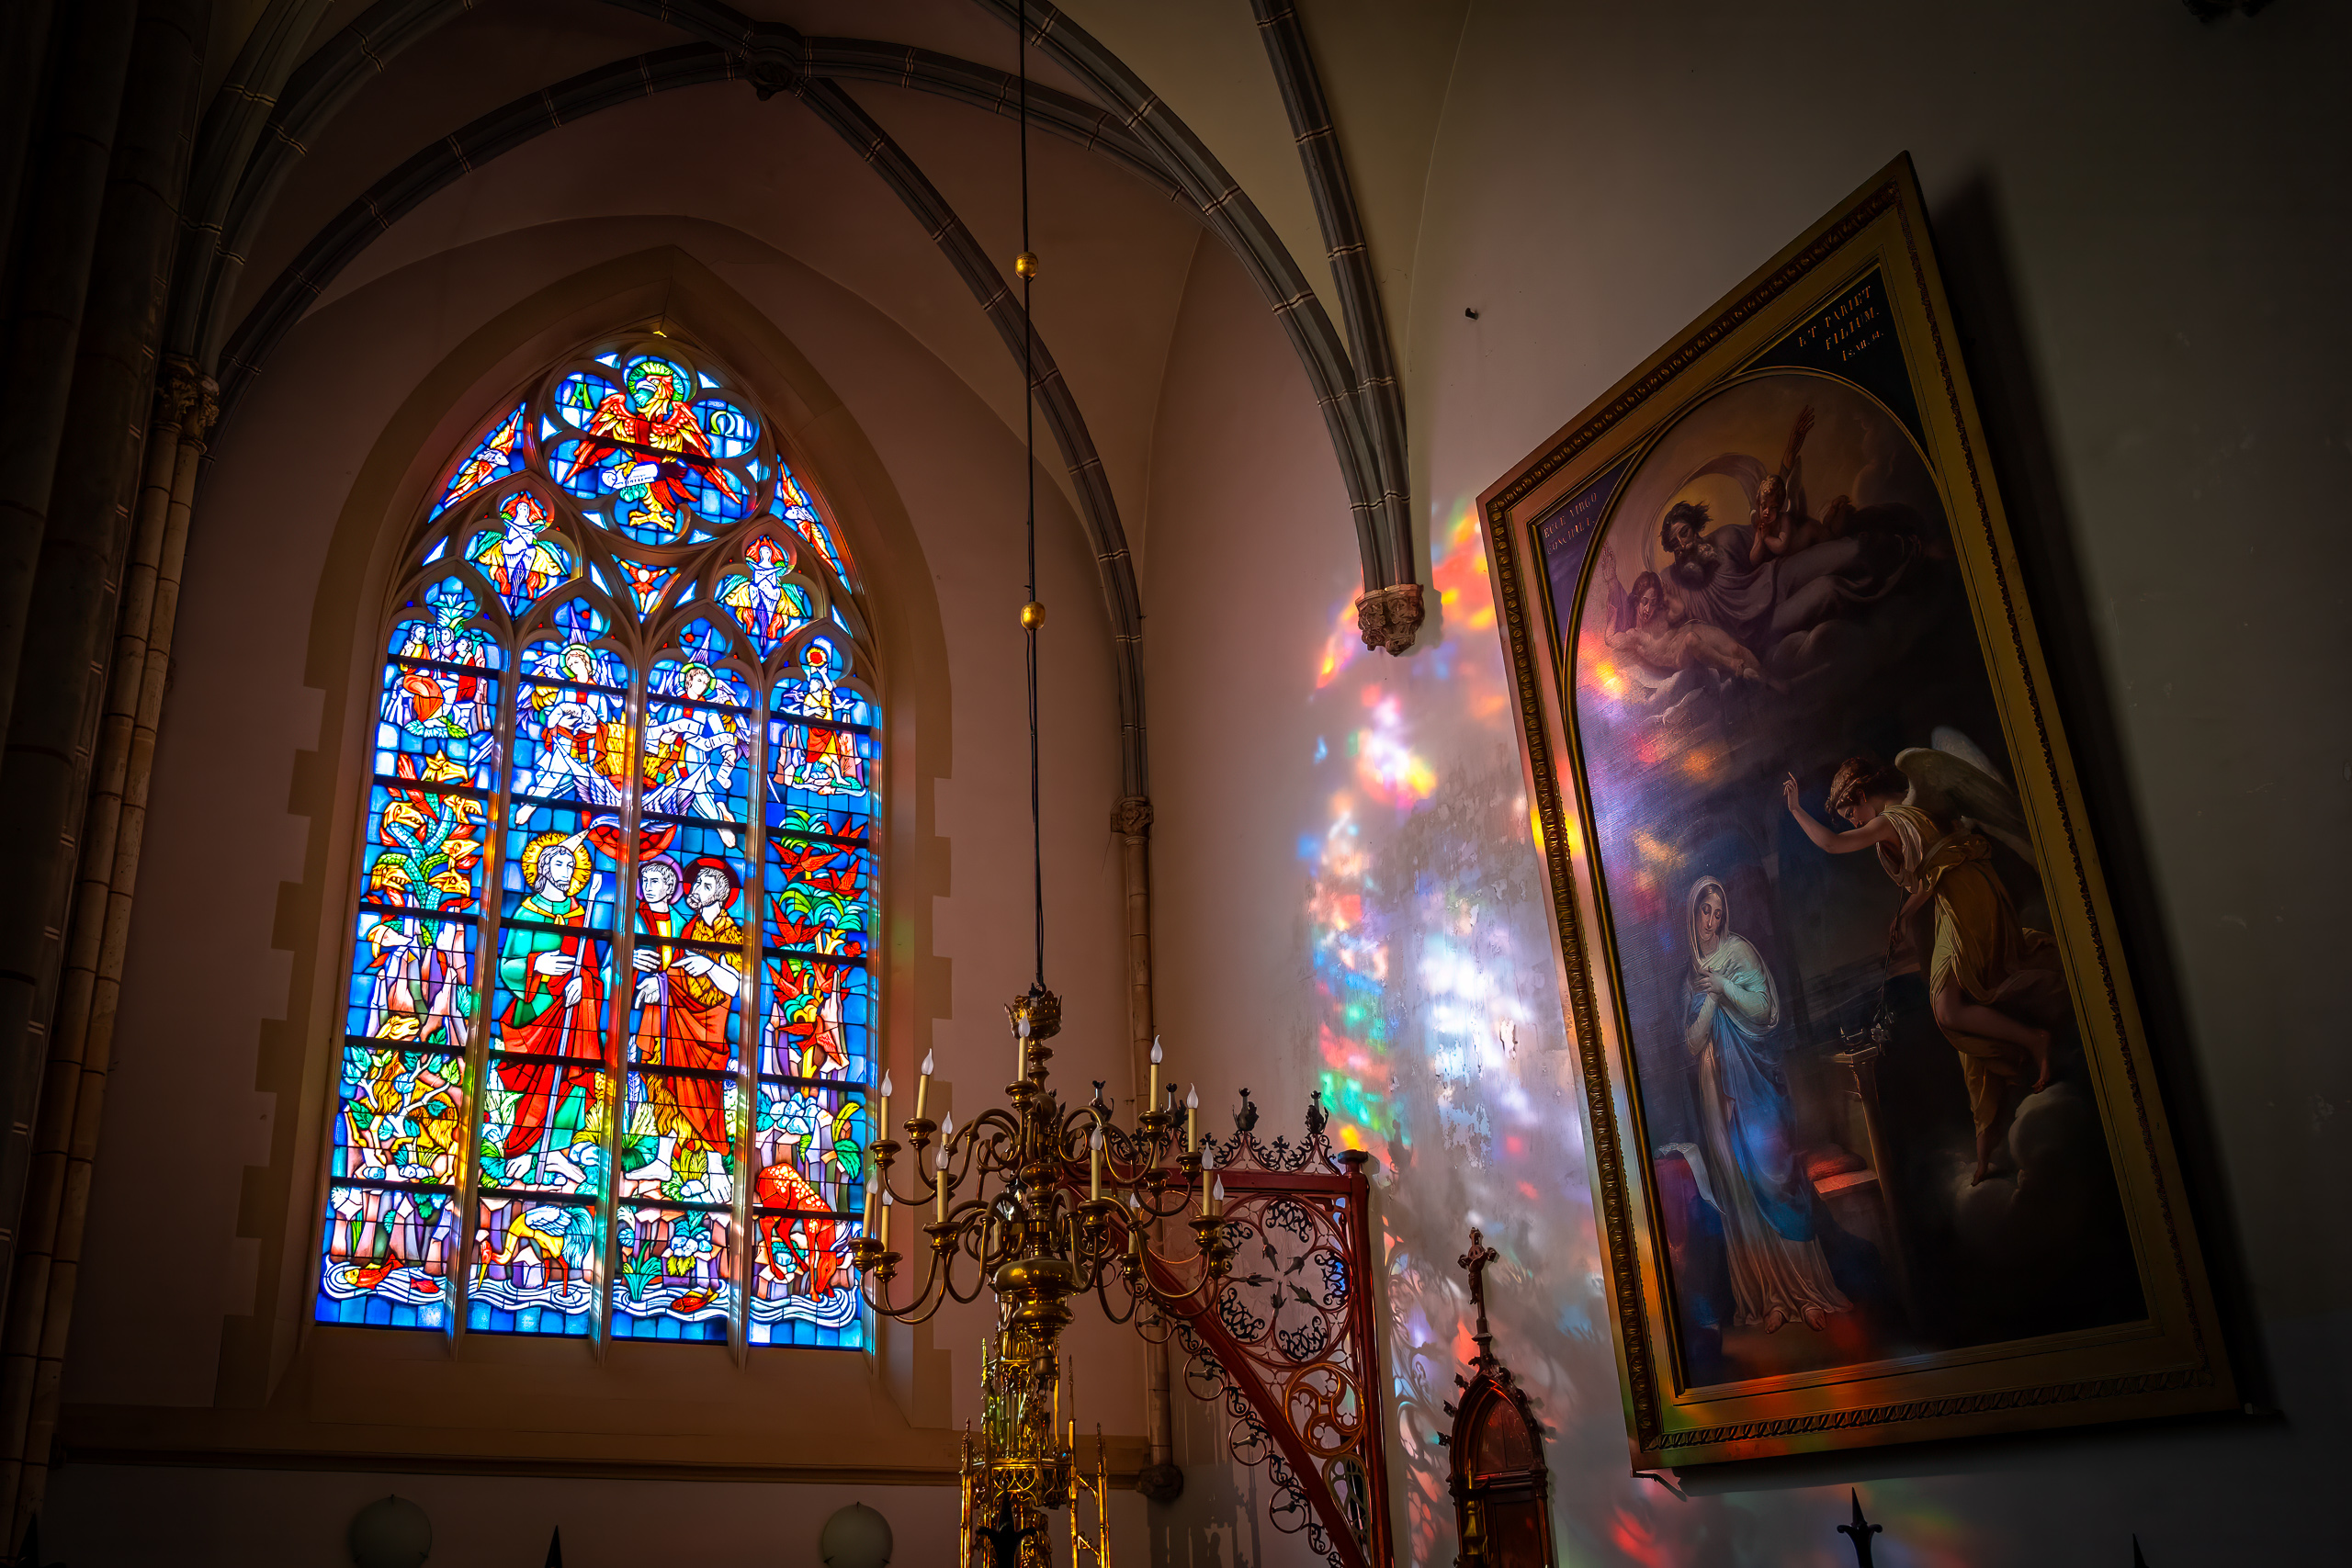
xmin=1354 ymin=581 xmax=1425 ymax=656
xmin=157 ymin=358 xmax=220 ymax=444
xmin=1111 ymin=795 xmax=1153 ymax=837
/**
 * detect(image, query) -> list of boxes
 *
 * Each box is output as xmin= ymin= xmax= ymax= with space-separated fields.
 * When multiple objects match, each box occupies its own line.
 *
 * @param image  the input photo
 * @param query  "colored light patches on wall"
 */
xmin=1349 ymin=687 xmax=1436 ymax=808
xmin=1315 ymin=596 xmax=1365 ymax=690
xmin=1304 ymin=796 xmax=1392 ymax=1165
xmin=1276 ymin=495 xmax=2012 ymax=1565
xmin=1298 ymin=497 xmax=1530 ymax=1165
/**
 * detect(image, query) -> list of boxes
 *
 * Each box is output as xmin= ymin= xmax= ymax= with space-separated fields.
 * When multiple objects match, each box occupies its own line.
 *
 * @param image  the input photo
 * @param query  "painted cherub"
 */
xmin=1601 ymin=558 xmax=1781 ymax=690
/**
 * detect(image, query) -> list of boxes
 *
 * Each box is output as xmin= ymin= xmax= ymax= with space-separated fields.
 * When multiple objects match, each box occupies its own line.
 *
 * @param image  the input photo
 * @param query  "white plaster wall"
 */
xmin=1142 ymin=2 xmax=2350 ymax=1563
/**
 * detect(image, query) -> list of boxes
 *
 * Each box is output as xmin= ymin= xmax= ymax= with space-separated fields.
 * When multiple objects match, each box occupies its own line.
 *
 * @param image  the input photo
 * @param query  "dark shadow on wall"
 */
xmin=1926 ymin=171 xmax=2270 ymax=1411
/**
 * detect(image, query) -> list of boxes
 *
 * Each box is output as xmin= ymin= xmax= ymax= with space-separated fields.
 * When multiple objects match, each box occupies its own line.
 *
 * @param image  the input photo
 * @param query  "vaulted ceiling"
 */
xmin=187 ymin=0 xmax=1478 ymax=649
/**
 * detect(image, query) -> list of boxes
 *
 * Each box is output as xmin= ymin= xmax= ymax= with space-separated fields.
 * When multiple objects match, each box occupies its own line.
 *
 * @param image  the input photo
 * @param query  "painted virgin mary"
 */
xmin=1683 ymin=876 xmax=1849 ymax=1334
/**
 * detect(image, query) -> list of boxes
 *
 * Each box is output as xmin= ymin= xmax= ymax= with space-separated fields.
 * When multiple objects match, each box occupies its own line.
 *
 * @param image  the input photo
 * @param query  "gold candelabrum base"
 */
xmin=856 ymin=984 xmax=1233 ymax=1562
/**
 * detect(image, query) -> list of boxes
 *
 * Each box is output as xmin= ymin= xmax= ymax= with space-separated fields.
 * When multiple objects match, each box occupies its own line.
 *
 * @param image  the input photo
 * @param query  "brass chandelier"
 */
xmin=843 ymin=17 xmax=1241 ymax=1557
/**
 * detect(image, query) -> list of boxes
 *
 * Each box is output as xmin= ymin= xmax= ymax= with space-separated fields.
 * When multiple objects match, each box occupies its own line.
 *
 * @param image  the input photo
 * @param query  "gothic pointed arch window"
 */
xmin=316 ymin=334 xmax=878 ymax=1348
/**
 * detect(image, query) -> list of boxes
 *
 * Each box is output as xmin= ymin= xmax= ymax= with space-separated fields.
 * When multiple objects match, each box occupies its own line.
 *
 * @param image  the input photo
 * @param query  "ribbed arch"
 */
xmin=320 ymin=330 xmax=878 ymax=1351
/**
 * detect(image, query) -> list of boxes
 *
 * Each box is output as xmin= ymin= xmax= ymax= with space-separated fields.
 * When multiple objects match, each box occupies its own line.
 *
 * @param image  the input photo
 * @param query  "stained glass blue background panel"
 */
xmin=317 ymin=1183 xmax=458 ymax=1328
xmin=469 ymin=1196 xmax=598 ymax=1336
xmin=479 ymin=1057 xmax=610 ymax=1195
xmin=639 ymin=699 xmax=750 ymax=825
xmin=619 ymin=1073 xmax=741 ymax=1204
xmin=345 ymin=908 xmax=476 ymax=1048
xmin=432 ymin=402 xmax=526 ymax=516
xmin=763 ymin=835 xmax=872 ymax=961
xmin=691 ymin=397 xmax=759 ymax=457
xmin=625 ymin=941 xmax=744 ymax=1073
xmin=511 ymin=677 xmax=631 ymax=818
xmin=681 ymin=457 xmax=763 ymax=523
xmin=612 ymin=1204 xmax=735 ymax=1341
xmin=374 ymin=660 xmax=500 ymax=787
xmin=551 ymin=369 xmax=621 ymax=432
xmin=360 ymin=780 xmax=487 ymax=915
xmin=749 ymin=1212 xmax=864 ymax=1348
xmin=522 ymin=602 xmax=619 ymax=670
xmin=759 ymin=957 xmax=872 ymax=1083
xmin=334 ymin=1045 xmax=466 ymax=1184
xmin=752 ymin=1085 xmax=865 ymax=1213
xmin=498 ymin=800 xmax=623 ymax=930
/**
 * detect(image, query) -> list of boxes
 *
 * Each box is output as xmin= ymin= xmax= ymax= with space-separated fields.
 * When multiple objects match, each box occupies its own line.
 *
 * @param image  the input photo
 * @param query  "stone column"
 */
xmin=0 ymin=1 xmax=209 ymax=1540
xmin=0 ymin=360 xmax=213 ymax=1539
xmin=0 ymin=0 xmax=141 ymax=1317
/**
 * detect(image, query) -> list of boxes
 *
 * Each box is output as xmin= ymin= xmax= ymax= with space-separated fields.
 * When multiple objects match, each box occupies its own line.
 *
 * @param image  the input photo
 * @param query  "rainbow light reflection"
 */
xmin=1293 ymin=500 xmax=1996 ymax=1566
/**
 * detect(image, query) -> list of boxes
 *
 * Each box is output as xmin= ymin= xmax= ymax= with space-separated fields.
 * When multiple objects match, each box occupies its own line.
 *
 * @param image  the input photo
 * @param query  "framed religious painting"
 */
xmin=1478 ymin=156 xmax=2233 ymax=1467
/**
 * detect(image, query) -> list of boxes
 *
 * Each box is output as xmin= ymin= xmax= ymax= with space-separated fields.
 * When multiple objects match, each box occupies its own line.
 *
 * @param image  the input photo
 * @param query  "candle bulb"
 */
xmin=1148 ymin=1036 xmax=1161 ymax=1120
xmin=1212 ymin=1174 xmax=1227 ymax=1217
xmin=878 ymin=1069 xmax=893 ymax=1139
xmin=1090 ymin=1125 xmax=1104 ymax=1201
xmin=915 ymin=1049 xmax=933 ymax=1122
xmin=1185 ymin=1084 xmax=1198 ymax=1153
xmin=1200 ymin=1141 xmax=1216 ymax=1217
xmin=935 ymin=1142 xmax=950 ymax=1222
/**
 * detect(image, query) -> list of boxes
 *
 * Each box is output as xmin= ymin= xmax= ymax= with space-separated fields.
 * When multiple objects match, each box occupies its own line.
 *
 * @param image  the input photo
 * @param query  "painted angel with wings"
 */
xmin=1781 ymin=733 xmax=2069 ymax=1183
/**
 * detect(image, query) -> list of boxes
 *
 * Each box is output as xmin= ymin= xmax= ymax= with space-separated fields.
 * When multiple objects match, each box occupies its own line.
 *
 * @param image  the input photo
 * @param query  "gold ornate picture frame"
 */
xmin=1478 ymin=156 xmax=2233 ymax=1467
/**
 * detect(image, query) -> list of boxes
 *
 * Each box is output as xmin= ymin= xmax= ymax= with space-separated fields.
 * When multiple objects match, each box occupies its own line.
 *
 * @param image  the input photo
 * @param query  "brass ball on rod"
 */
xmin=1020 ymin=601 xmax=1046 ymax=630
xmin=1014 ymin=251 xmax=1041 ymax=278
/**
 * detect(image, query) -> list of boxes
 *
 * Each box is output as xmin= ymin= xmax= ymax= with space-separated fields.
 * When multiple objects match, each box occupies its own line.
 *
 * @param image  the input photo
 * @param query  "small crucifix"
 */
xmin=1459 ymin=1226 xmax=1500 ymax=1369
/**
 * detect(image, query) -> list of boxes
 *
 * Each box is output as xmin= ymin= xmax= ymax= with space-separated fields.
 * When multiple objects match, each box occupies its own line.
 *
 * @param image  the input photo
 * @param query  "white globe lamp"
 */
xmin=819 ymin=1500 xmax=893 ymax=1568
xmin=347 ymin=1494 xmax=431 ymax=1568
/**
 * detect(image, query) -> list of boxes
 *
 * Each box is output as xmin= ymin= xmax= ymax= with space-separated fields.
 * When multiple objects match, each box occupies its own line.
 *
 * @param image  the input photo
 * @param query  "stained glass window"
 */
xmin=319 ymin=336 xmax=875 ymax=1348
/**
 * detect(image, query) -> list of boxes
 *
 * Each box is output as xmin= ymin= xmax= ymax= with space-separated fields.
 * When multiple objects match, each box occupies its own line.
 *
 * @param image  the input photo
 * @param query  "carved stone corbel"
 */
xmin=1354 ymin=581 xmax=1424 ymax=655
xmin=1110 ymin=795 xmax=1153 ymax=837
xmin=157 ymin=358 xmax=220 ymax=446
